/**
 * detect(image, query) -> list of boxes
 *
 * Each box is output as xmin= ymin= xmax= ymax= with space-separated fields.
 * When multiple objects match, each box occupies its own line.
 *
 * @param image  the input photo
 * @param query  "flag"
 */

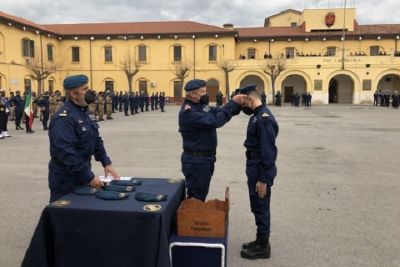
xmin=24 ymin=89 xmax=33 ymax=129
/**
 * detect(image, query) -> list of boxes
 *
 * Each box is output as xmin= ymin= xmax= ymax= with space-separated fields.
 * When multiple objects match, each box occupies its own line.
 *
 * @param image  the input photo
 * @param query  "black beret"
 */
xmin=184 ymin=79 xmax=206 ymax=91
xmin=239 ymin=84 xmax=257 ymax=95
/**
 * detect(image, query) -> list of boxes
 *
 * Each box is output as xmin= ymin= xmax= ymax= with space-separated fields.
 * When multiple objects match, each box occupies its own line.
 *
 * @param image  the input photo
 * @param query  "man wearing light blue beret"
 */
xmin=47 ymin=75 xmax=119 ymax=202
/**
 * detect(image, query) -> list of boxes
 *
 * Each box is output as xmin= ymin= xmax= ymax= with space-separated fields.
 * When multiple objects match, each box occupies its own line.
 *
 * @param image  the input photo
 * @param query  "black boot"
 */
xmin=241 ymin=237 xmax=270 ymax=260
xmin=242 ymin=239 xmax=258 ymax=250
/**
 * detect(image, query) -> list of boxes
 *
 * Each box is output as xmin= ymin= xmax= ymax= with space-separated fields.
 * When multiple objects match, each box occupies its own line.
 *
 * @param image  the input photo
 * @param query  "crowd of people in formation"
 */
xmin=373 ymin=90 xmax=399 ymax=108
xmin=0 ymin=88 xmax=168 ymax=139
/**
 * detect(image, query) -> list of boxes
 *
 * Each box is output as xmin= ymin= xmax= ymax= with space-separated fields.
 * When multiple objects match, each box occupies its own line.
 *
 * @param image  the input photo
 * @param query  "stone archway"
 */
xmin=206 ymin=79 xmax=219 ymax=102
xmin=328 ymin=74 xmax=354 ymax=104
xmin=377 ymin=74 xmax=400 ymax=94
xmin=239 ymin=75 xmax=265 ymax=95
xmin=281 ymin=74 xmax=307 ymax=103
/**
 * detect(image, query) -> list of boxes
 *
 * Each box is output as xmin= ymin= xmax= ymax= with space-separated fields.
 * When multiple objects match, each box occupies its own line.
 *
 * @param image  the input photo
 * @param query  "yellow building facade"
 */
xmin=1 ymin=8 xmax=400 ymax=104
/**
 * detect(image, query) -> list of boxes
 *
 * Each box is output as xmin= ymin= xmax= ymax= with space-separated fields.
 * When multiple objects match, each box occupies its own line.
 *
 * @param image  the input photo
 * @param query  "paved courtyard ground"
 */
xmin=0 ymin=104 xmax=399 ymax=267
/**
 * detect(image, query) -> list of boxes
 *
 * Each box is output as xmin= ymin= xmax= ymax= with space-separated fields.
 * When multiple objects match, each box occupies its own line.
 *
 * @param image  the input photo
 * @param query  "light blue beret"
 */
xmin=63 ymin=75 xmax=89 ymax=90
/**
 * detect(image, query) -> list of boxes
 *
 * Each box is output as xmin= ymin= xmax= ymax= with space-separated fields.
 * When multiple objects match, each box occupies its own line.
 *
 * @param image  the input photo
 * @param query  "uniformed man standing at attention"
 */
xmin=105 ymin=91 xmax=113 ymax=120
xmin=179 ymin=79 xmax=246 ymax=201
xmin=238 ymin=84 xmax=278 ymax=260
xmin=48 ymin=75 xmax=119 ymax=202
xmin=97 ymin=92 xmax=105 ymax=121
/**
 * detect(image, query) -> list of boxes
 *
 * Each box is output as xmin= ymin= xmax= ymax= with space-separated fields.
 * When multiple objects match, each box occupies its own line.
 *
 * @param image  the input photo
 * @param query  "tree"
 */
xmin=28 ymin=58 xmax=57 ymax=96
xmin=262 ymin=55 xmax=286 ymax=104
xmin=220 ymin=60 xmax=235 ymax=99
xmin=120 ymin=51 xmax=140 ymax=94
xmin=174 ymin=61 xmax=192 ymax=100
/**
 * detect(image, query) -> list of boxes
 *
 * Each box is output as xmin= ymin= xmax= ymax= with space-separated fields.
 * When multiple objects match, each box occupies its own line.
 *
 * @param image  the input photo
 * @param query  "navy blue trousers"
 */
xmin=246 ymin=159 xmax=272 ymax=239
xmin=181 ymin=153 xmax=215 ymax=201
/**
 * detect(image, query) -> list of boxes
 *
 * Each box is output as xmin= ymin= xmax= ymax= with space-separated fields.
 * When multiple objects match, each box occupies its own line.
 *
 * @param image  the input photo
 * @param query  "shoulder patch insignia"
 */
xmin=89 ymin=114 xmax=97 ymax=121
xmin=59 ymin=110 xmax=68 ymax=117
xmin=262 ymin=112 xmax=270 ymax=120
xmin=203 ymin=105 xmax=211 ymax=113
xmin=184 ymin=104 xmax=191 ymax=111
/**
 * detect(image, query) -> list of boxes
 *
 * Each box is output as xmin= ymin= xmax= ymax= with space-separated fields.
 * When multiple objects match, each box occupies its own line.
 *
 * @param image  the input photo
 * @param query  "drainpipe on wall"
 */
xmin=40 ymin=33 xmax=44 ymax=95
xmin=193 ymin=36 xmax=196 ymax=79
xmin=89 ymin=38 xmax=93 ymax=89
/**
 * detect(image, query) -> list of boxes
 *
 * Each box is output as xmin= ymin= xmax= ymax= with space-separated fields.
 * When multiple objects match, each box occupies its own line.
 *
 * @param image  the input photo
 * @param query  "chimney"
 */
xmin=223 ymin=23 xmax=234 ymax=30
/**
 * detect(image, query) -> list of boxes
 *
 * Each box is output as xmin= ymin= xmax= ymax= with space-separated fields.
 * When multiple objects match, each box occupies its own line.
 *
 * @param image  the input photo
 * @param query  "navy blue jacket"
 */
xmin=11 ymin=95 xmax=25 ymax=111
xmin=37 ymin=96 xmax=49 ymax=112
xmin=244 ymin=105 xmax=279 ymax=185
xmin=179 ymin=98 xmax=240 ymax=153
xmin=48 ymin=100 xmax=111 ymax=191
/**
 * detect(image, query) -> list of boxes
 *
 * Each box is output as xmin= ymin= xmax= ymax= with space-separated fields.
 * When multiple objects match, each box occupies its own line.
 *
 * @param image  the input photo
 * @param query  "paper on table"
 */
xmin=99 ymin=176 xmax=133 ymax=183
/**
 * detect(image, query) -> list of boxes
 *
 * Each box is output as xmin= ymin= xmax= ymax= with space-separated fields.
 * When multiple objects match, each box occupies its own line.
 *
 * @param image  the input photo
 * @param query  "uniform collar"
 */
xmin=184 ymin=98 xmax=200 ymax=106
xmin=67 ymin=99 xmax=88 ymax=112
xmin=254 ymin=104 xmax=265 ymax=115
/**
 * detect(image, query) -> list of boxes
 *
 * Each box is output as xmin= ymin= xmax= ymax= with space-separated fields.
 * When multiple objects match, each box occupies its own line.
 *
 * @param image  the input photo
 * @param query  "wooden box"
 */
xmin=177 ymin=187 xmax=229 ymax=238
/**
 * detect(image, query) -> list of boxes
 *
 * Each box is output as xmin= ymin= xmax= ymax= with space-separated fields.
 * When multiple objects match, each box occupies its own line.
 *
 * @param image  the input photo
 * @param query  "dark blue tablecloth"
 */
xmin=169 ymin=233 xmax=228 ymax=267
xmin=22 ymin=178 xmax=185 ymax=267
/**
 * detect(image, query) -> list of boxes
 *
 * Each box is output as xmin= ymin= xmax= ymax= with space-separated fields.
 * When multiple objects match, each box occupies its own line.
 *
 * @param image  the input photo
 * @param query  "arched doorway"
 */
xmin=239 ymin=75 xmax=265 ymax=95
xmin=377 ymin=74 xmax=400 ymax=94
xmin=206 ymin=79 xmax=219 ymax=102
xmin=328 ymin=75 xmax=354 ymax=104
xmin=281 ymin=74 xmax=307 ymax=103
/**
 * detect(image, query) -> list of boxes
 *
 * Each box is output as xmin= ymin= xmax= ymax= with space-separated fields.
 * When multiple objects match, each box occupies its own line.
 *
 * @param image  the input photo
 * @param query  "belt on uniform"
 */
xmin=246 ymin=151 xmax=261 ymax=160
xmin=184 ymin=150 xmax=216 ymax=157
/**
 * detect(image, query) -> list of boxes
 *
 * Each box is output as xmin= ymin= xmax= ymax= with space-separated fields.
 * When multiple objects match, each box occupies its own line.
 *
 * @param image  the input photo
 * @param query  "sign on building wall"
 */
xmin=363 ymin=80 xmax=372 ymax=91
xmin=314 ymin=80 xmax=323 ymax=91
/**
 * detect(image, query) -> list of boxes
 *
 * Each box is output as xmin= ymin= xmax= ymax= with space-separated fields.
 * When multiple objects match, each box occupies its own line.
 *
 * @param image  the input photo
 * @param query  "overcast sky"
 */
xmin=1 ymin=0 xmax=400 ymax=27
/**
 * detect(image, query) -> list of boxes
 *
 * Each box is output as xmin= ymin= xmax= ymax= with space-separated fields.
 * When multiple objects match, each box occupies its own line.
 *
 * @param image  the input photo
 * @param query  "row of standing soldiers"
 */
xmin=373 ymin=90 xmax=399 ymax=108
xmin=88 ymin=91 xmax=166 ymax=120
xmin=114 ymin=91 xmax=166 ymax=117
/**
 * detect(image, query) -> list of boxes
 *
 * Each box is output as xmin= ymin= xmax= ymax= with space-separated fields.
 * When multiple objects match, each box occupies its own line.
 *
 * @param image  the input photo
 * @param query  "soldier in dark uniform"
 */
xmin=139 ymin=93 xmax=145 ymax=112
xmin=134 ymin=92 xmax=139 ymax=114
xmin=179 ymin=79 xmax=246 ymax=201
xmin=215 ymin=91 xmax=223 ymax=107
xmin=392 ymin=90 xmax=399 ymax=108
xmin=0 ymin=89 xmax=11 ymax=138
xmin=145 ymin=93 xmax=150 ymax=111
xmin=160 ymin=92 xmax=166 ymax=112
xmin=123 ymin=92 xmax=130 ymax=116
xmin=48 ymin=75 xmax=119 ymax=202
xmin=275 ymin=91 xmax=282 ymax=106
xmin=384 ymin=90 xmax=391 ymax=107
xmin=155 ymin=92 xmax=159 ymax=110
xmin=294 ymin=92 xmax=300 ymax=107
xmin=301 ymin=92 xmax=306 ymax=106
xmin=118 ymin=91 xmax=123 ymax=112
xmin=238 ymin=84 xmax=279 ymax=260
xmin=11 ymin=90 xmax=25 ymax=130
xmin=129 ymin=93 xmax=135 ymax=115
xmin=150 ymin=93 xmax=155 ymax=110
xmin=373 ymin=91 xmax=379 ymax=106
xmin=306 ymin=92 xmax=312 ymax=107
xmin=261 ymin=91 xmax=267 ymax=105
xmin=37 ymin=91 xmax=50 ymax=130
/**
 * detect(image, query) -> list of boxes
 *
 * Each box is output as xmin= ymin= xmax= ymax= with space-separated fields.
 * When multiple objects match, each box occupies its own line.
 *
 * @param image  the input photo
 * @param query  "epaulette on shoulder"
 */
xmin=58 ymin=109 xmax=68 ymax=117
xmin=184 ymin=104 xmax=191 ymax=112
xmin=261 ymin=112 xmax=269 ymax=120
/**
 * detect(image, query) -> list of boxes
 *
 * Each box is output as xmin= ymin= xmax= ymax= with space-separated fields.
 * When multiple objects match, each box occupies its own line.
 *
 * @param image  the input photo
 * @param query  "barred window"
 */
xmin=22 ymin=39 xmax=34 ymax=57
xmin=138 ymin=45 xmax=147 ymax=62
xmin=72 ymin=47 xmax=80 ymax=62
xmin=47 ymin=44 xmax=54 ymax=61
xmin=105 ymin=46 xmax=113 ymax=62
xmin=174 ymin=45 xmax=182 ymax=62
xmin=209 ymin=45 xmax=217 ymax=61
